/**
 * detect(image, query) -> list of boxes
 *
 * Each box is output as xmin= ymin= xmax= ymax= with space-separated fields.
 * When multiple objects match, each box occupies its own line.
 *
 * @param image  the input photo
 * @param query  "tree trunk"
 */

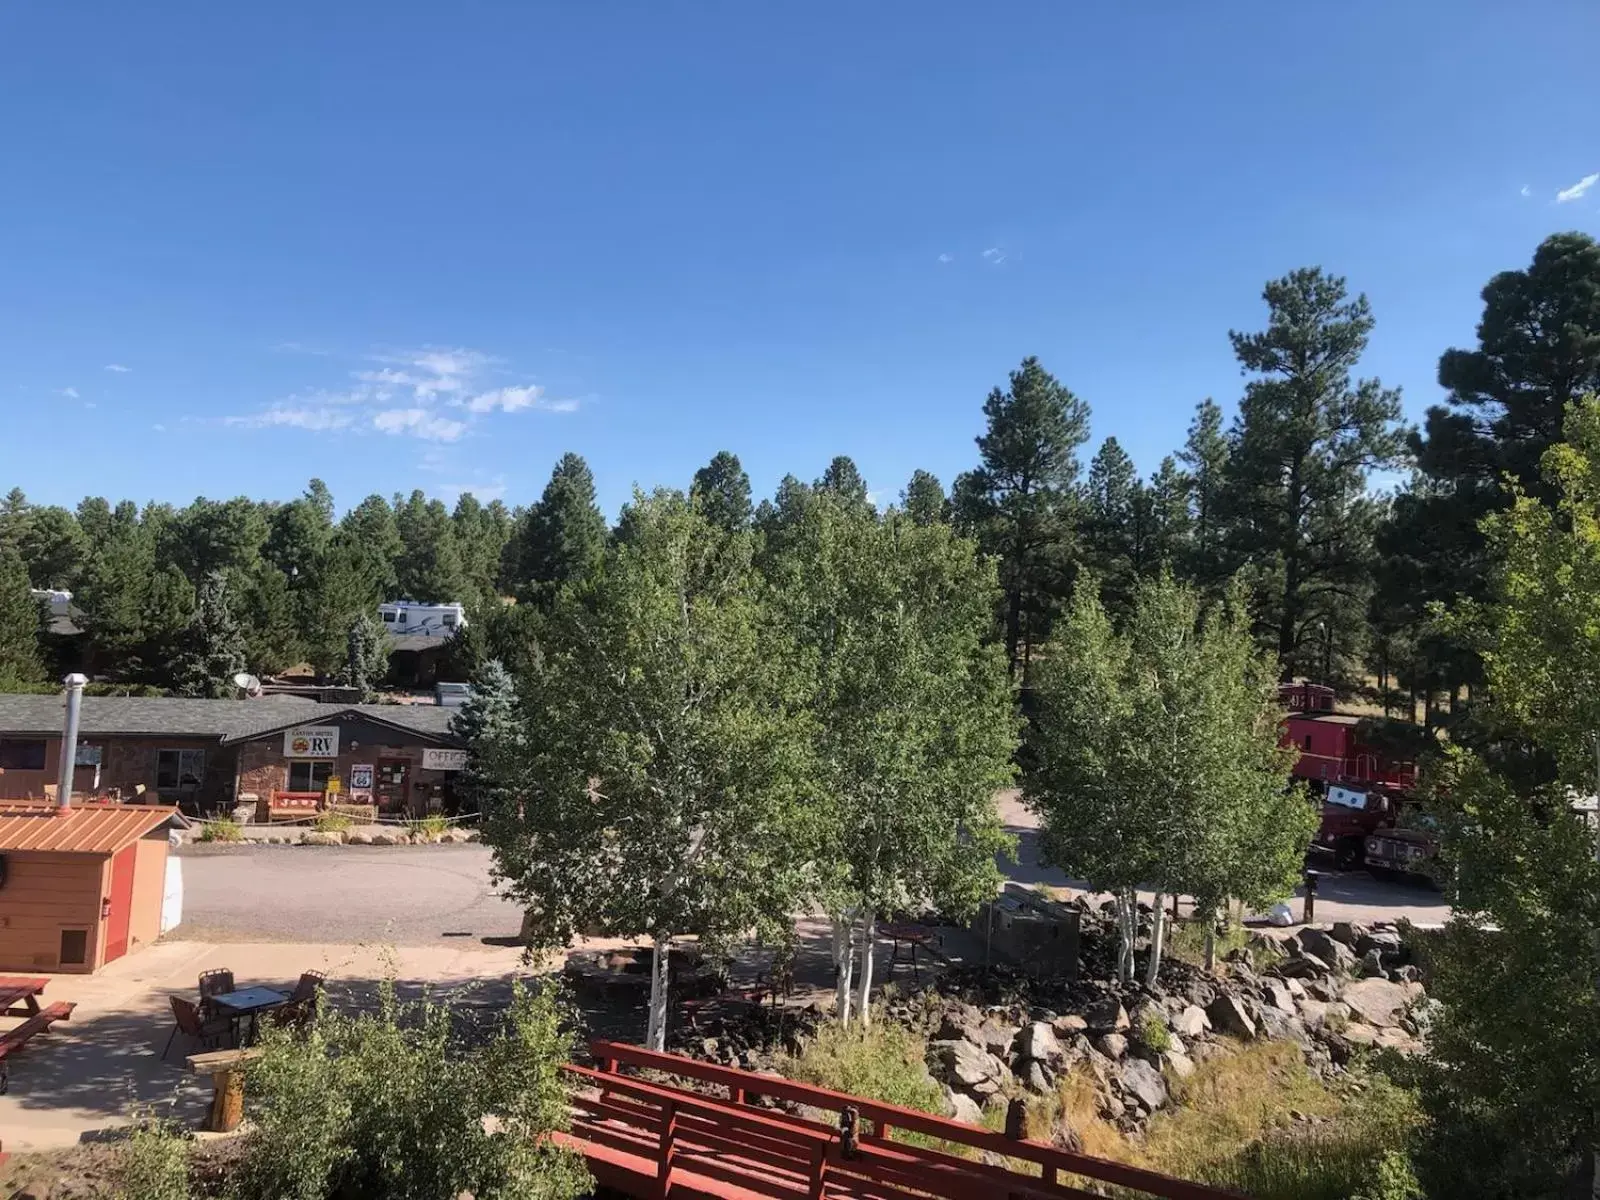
xmin=646 ymin=932 xmax=671 ymax=1052
xmin=854 ymin=907 xmax=876 ymax=1026
xmin=1145 ymin=893 xmax=1166 ymax=988
xmin=1116 ymin=892 xmax=1135 ymax=984
xmin=1203 ymin=919 xmax=1217 ymax=973
xmin=832 ymin=914 xmax=854 ymax=1025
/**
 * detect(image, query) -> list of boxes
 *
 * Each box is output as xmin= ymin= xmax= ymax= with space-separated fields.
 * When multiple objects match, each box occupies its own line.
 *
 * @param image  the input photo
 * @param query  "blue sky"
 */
xmin=3 ymin=3 xmax=1598 ymax=518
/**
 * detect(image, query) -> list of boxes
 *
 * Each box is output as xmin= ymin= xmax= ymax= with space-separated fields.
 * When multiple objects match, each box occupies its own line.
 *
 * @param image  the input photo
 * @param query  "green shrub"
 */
xmin=197 ymin=817 xmax=243 ymax=843
xmin=233 ymin=979 xmax=589 ymax=1200
xmin=778 ymin=1019 xmax=946 ymax=1116
xmin=1140 ymin=1010 xmax=1172 ymax=1054
xmin=313 ymin=811 xmax=352 ymax=833
xmin=406 ymin=814 xmax=450 ymax=840
xmin=117 ymin=1117 xmax=191 ymax=1200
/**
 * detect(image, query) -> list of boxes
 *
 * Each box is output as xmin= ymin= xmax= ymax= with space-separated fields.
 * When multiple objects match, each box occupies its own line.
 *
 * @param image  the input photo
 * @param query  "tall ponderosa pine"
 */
xmin=485 ymin=490 xmax=809 ymax=1050
xmin=1225 ymin=268 xmax=1404 ymax=681
xmin=900 ymin=470 xmax=947 ymax=527
xmin=768 ymin=495 xmax=1017 ymax=1023
xmin=1025 ymin=575 xmax=1312 ymax=983
xmin=1179 ymin=399 xmax=1230 ymax=588
xmin=394 ymin=490 xmax=469 ymax=603
xmin=815 ymin=455 xmax=871 ymax=511
xmin=513 ymin=454 xmax=607 ymax=607
xmin=0 ymin=545 xmax=45 ymax=686
xmin=452 ymin=493 xmax=514 ymax=611
xmin=691 ymin=451 xmax=754 ymax=533
xmin=339 ymin=494 xmax=403 ymax=599
xmin=1084 ymin=437 xmax=1140 ymax=618
xmin=175 ymin=570 xmax=248 ymax=697
xmin=953 ymin=356 xmax=1091 ymax=679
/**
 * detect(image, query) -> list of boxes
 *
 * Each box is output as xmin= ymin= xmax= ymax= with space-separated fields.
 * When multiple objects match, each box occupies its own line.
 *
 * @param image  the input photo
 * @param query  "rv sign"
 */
xmin=283 ymin=726 xmax=340 ymax=758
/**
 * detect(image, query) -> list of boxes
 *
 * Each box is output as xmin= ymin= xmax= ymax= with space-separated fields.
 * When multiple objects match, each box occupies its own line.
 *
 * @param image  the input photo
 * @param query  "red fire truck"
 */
xmin=1279 ymin=683 xmax=1419 ymax=870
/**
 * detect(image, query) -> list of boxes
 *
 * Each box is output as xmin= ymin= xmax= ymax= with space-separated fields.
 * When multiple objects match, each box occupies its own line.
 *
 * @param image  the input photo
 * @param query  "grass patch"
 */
xmin=1168 ymin=921 xmax=1284 ymax=972
xmin=407 ymin=814 xmax=449 ymax=841
xmin=313 ymin=811 xmax=353 ymax=833
xmin=1139 ymin=1011 xmax=1171 ymax=1054
xmin=777 ymin=1020 xmax=945 ymax=1117
xmin=1048 ymin=1041 xmax=1421 ymax=1200
xmin=197 ymin=817 xmax=243 ymax=843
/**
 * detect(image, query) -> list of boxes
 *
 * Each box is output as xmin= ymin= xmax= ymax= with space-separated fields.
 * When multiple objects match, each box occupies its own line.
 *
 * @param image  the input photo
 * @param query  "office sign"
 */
xmin=283 ymin=726 xmax=340 ymax=758
xmin=422 ymin=748 xmax=469 ymax=772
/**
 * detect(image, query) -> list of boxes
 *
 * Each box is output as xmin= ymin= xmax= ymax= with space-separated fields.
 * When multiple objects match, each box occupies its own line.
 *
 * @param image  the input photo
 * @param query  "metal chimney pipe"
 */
xmin=56 ymin=673 xmax=88 ymax=812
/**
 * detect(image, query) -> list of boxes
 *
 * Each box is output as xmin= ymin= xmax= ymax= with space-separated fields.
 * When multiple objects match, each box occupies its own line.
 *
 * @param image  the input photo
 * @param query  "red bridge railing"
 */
xmin=559 ymin=1039 xmax=1248 ymax=1200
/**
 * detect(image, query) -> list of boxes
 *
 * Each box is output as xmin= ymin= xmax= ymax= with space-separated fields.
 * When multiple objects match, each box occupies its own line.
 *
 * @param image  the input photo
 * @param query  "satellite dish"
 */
xmin=233 ymin=673 xmax=263 ymax=697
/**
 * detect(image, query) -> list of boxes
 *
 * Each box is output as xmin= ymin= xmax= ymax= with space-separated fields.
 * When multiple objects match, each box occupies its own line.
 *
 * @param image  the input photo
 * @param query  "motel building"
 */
xmin=0 ymin=696 xmax=466 ymax=819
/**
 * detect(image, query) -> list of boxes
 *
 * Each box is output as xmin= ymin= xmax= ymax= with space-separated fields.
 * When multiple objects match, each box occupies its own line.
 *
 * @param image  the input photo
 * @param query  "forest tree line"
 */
xmin=1 ymin=231 xmax=1598 ymax=713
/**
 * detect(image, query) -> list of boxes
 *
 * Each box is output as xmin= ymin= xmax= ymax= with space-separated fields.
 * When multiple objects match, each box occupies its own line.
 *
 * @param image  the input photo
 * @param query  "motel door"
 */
xmin=103 ymin=845 xmax=137 ymax=963
xmin=374 ymin=759 xmax=411 ymax=813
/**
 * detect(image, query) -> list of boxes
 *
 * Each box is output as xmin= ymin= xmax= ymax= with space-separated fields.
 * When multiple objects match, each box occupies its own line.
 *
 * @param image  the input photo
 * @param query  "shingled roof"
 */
xmin=0 ymin=695 xmax=457 ymax=743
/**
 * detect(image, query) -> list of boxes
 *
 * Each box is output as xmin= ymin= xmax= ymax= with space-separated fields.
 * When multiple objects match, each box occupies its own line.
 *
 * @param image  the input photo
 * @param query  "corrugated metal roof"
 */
xmin=0 ymin=696 xmax=457 ymax=743
xmin=0 ymin=801 xmax=179 ymax=854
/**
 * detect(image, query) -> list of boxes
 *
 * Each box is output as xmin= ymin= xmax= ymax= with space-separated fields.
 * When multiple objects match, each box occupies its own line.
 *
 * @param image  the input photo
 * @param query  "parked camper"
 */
xmin=379 ymin=600 xmax=468 ymax=637
xmin=435 ymin=681 xmax=473 ymax=708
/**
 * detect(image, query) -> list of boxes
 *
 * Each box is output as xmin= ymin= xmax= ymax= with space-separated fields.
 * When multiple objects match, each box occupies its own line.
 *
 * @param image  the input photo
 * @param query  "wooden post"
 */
xmin=808 ymin=1142 xmax=828 ymax=1200
xmin=209 ymin=1068 xmax=245 ymax=1133
xmin=658 ymin=1099 xmax=677 ymax=1198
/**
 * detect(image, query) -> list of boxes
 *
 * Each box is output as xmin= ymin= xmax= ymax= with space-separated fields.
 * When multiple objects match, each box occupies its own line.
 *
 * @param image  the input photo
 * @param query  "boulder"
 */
xmin=936 ymin=1003 xmax=983 ymax=1043
xmin=1084 ymin=998 xmax=1130 ymax=1034
xmin=1096 ymin=1033 xmax=1128 ymax=1061
xmin=1256 ymin=1008 xmax=1312 ymax=1049
xmin=1356 ymin=929 xmax=1404 ymax=958
xmin=1206 ymin=994 xmax=1257 ymax=1040
xmin=1329 ymin=921 xmax=1369 ymax=948
xmin=1375 ymin=1027 xmax=1423 ymax=1055
xmin=1015 ymin=1021 xmax=1064 ymax=1063
xmin=1341 ymin=978 xmax=1421 ymax=1029
xmin=1395 ymin=964 xmax=1424 ymax=984
xmin=1118 ymin=1058 xmax=1168 ymax=1112
xmin=1294 ymin=928 xmax=1357 ymax=972
xmin=1020 ymin=1059 xmax=1055 ymax=1094
xmin=945 ymin=1089 xmax=984 ymax=1125
xmin=301 ymin=830 xmax=344 ymax=846
xmin=1052 ymin=1014 xmax=1089 ymax=1037
xmin=1172 ymin=1005 xmax=1211 ymax=1039
xmin=1277 ymin=953 xmax=1332 ymax=979
xmin=1297 ymin=999 xmax=1329 ymax=1030
xmin=1340 ymin=1023 xmax=1380 ymax=1048
xmin=343 ymin=826 xmax=376 ymax=845
xmin=1262 ymin=981 xmax=1296 ymax=1014
xmin=1162 ymin=1050 xmax=1196 ymax=1080
xmin=977 ymin=1021 xmax=1020 ymax=1059
xmin=1360 ymin=949 xmax=1385 ymax=977
xmin=370 ymin=830 xmax=409 ymax=846
xmin=928 ymin=1040 xmax=1008 ymax=1096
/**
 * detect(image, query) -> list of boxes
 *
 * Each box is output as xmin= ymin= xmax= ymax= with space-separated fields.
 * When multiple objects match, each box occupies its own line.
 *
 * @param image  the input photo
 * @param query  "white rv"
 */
xmin=378 ymin=600 xmax=468 ymax=637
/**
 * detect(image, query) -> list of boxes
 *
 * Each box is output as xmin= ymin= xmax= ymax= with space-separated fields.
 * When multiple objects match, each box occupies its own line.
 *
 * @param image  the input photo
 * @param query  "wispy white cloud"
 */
xmin=937 ymin=253 xmax=953 ymax=264
xmin=372 ymin=407 xmax=467 ymax=442
xmin=1557 ymin=172 xmax=1598 ymax=203
xmin=152 ymin=423 xmax=167 ymax=433
xmin=227 ymin=343 xmax=575 ymax=441
xmin=1520 ymin=184 xmax=1532 ymax=198
xmin=57 ymin=386 xmax=79 ymax=398
xmin=103 ymin=363 xmax=132 ymax=373
xmin=226 ymin=406 xmax=355 ymax=432
xmin=981 ymin=247 xmax=1007 ymax=265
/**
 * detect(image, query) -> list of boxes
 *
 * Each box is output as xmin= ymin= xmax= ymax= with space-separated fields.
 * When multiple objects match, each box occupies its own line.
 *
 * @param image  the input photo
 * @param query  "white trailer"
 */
xmin=378 ymin=600 xmax=468 ymax=636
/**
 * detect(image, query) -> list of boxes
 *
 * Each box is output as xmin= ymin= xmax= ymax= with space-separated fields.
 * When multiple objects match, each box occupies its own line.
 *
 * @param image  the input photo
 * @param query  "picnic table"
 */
xmin=0 ymin=976 xmax=75 ymax=1095
xmin=212 ymin=986 xmax=289 ymax=1045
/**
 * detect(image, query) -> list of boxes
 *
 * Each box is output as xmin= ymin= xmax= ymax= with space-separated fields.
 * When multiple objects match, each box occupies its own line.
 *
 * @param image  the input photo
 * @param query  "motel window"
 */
xmin=0 ymin=739 xmax=47 ymax=771
xmin=59 ymin=929 xmax=88 ymax=966
xmin=156 ymin=749 xmax=206 ymax=791
xmin=287 ymin=761 xmax=335 ymax=793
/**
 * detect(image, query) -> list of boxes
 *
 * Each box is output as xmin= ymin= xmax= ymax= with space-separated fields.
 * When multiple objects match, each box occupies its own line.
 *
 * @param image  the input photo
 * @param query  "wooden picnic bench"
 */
xmin=0 ymin=977 xmax=75 ymax=1095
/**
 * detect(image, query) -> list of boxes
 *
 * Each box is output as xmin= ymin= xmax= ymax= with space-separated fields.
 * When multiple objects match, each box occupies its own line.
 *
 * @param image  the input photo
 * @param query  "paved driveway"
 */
xmin=995 ymin=789 xmax=1451 ymax=928
xmin=175 ymin=843 xmax=525 ymax=945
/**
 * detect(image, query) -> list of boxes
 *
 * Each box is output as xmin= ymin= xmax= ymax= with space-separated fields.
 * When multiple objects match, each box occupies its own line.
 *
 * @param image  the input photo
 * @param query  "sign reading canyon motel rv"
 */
xmin=283 ymin=726 xmax=340 ymax=758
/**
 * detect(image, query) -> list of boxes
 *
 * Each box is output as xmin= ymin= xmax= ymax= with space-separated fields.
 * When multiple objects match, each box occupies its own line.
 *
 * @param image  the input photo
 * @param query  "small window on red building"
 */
xmin=1303 ymin=734 xmax=1313 ymax=750
xmin=59 ymin=929 xmax=88 ymax=966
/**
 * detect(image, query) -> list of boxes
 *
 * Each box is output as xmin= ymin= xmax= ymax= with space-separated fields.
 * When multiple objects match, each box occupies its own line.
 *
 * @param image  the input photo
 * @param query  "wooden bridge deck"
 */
xmin=561 ymin=1040 xmax=1249 ymax=1200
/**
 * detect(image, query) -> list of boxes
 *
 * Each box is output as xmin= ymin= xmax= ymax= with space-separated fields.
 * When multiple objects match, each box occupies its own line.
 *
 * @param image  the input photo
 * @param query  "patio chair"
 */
xmin=197 ymin=969 xmax=235 ymax=1019
xmin=264 ymin=998 xmax=314 ymax=1035
xmin=163 ymin=996 xmax=232 ymax=1062
xmin=289 ymin=970 xmax=326 ymax=1003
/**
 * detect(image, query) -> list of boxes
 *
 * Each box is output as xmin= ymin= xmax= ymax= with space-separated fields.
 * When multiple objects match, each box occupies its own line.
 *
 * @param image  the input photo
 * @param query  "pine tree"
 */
xmin=340 ymin=494 xmax=403 ymax=599
xmin=394 ymin=490 xmax=469 ymax=603
xmin=17 ymin=505 xmax=86 ymax=590
xmin=450 ymin=659 xmax=525 ymax=821
xmin=237 ymin=563 xmax=302 ymax=676
xmin=1179 ymin=399 xmax=1229 ymax=587
xmin=174 ymin=570 xmax=247 ymax=697
xmin=452 ymin=493 xmax=514 ymax=611
xmin=341 ymin=613 xmax=390 ymax=700
xmin=815 ymin=455 xmax=871 ymax=511
xmin=0 ymin=545 xmax=45 ymax=686
xmin=953 ymin=356 xmax=1091 ymax=678
xmin=512 ymin=454 xmax=607 ymax=607
xmin=1225 ymin=268 xmax=1404 ymax=681
xmin=1084 ymin=437 xmax=1139 ymax=617
xmin=900 ymin=470 xmax=948 ymax=526
xmin=691 ymin=451 xmax=753 ymax=533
